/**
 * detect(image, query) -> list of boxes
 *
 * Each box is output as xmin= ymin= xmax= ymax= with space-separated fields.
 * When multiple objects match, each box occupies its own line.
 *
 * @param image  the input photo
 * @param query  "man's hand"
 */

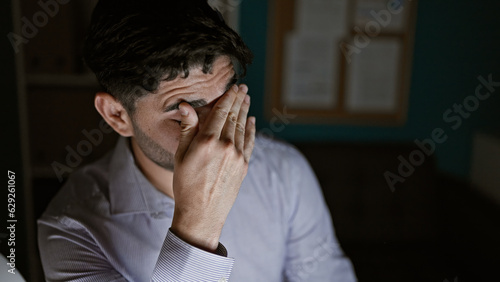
xmin=170 ymin=84 xmax=256 ymax=252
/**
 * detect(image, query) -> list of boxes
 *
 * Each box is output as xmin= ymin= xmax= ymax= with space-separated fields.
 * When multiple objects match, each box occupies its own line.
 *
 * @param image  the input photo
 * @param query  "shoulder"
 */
xmin=243 ymin=135 xmax=322 ymax=225
xmin=41 ymin=152 xmax=113 ymax=219
xmin=246 ymin=134 xmax=315 ymax=192
xmin=250 ymin=133 xmax=310 ymax=172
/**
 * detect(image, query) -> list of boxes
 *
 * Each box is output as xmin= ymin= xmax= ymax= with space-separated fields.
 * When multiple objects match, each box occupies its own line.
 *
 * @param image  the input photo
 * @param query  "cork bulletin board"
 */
xmin=266 ymin=0 xmax=418 ymax=124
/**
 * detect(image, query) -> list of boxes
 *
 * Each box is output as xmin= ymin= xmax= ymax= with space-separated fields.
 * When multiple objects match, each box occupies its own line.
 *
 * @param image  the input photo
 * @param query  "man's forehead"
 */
xmin=158 ymin=56 xmax=234 ymax=88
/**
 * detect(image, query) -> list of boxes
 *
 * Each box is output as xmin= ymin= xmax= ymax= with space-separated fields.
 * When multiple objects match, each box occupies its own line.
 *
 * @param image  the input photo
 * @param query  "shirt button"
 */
xmin=218 ymin=278 xmax=227 ymax=282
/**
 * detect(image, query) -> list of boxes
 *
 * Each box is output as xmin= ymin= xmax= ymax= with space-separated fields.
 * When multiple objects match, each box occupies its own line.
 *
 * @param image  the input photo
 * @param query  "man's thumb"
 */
xmin=175 ymin=102 xmax=198 ymax=162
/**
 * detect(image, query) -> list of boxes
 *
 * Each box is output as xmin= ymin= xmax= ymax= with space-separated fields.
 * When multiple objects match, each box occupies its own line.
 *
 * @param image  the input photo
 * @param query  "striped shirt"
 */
xmin=38 ymin=136 xmax=356 ymax=281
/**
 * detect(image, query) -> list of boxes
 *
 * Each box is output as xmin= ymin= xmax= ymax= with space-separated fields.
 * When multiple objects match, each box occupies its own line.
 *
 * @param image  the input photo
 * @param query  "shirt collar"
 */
xmin=108 ymin=137 xmax=174 ymax=215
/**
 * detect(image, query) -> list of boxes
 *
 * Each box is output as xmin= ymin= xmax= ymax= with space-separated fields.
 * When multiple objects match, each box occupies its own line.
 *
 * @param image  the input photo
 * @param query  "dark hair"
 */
xmin=83 ymin=0 xmax=253 ymax=113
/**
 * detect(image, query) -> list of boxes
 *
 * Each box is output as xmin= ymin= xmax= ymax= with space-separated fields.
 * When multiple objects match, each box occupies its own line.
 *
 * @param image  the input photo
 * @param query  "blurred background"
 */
xmin=1 ymin=0 xmax=499 ymax=281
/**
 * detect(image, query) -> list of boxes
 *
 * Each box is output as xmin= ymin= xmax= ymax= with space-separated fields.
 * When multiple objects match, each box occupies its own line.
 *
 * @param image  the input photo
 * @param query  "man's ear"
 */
xmin=94 ymin=92 xmax=134 ymax=137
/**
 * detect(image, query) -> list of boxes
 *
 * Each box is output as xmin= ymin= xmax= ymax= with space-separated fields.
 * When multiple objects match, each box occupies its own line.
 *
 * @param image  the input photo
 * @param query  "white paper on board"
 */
xmin=354 ymin=0 xmax=408 ymax=32
xmin=282 ymin=33 xmax=340 ymax=109
xmin=345 ymin=38 xmax=401 ymax=113
xmin=295 ymin=0 xmax=349 ymax=35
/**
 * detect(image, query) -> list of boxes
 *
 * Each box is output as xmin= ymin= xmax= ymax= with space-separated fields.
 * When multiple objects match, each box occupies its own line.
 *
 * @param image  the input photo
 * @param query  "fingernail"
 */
xmin=180 ymin=107 xmax=188 ymax=116
xmin=244 ymin=95 xmax=250 ymax=104
xmin=231 ymin=84 xmax=239 ymax=92
xmin=239 ymin=85 xmax=248 ymax=94
xmin=249 ymin=116 xmax=256 ymax=125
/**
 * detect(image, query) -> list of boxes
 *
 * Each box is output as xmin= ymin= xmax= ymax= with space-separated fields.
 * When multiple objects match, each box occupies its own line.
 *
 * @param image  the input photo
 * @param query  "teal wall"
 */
xmin=239 ymin=0 xmax=500 ymax=180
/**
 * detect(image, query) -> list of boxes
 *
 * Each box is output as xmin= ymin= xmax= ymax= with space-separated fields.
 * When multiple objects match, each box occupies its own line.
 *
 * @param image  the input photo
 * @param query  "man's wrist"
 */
xmin=169 ymin=224 xmax=220 ymax=253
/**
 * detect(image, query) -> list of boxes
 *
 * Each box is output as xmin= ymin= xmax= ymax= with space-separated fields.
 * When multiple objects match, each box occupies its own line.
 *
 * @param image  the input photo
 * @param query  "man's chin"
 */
xmin=155 ymin=160 xmax=175 ymax=171
xmin=143 ymin=149 xmax=175 ymax=171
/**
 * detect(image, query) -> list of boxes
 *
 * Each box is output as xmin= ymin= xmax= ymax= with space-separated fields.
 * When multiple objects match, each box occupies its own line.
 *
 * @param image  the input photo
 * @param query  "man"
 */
xmin=38 ymin=0 xmax=357 ymax=281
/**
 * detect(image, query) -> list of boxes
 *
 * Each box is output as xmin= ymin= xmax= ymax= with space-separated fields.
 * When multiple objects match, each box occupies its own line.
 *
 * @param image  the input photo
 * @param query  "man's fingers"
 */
xmin=175 ymin=102 xmax=199 ymax=162
xmin=201 ymin=85 xmax=238 ymax=138
xmin=234 ymin=91 xmax=250 ymax=151
xmin=221 ymin=85 xmax=247 ymax=142
xmin=243 ymin=116 xmax=256 ymax=162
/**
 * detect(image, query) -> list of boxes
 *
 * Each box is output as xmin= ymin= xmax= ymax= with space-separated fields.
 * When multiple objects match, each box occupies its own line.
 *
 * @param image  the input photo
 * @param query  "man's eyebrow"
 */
xmin=225 ymin=74 xmax=238 ymax=92
xmin=164 ymin=99 xmax=208 ymax=112
xmin=164 ymin=73 xmax=238 ymax=113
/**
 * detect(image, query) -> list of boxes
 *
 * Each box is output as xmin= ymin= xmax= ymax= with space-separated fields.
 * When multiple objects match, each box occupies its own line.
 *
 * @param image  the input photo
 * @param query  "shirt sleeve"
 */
xmin=152 ymin=230 xmax=234 ymax=281
xmin=283 ymin=148 xmax=358 ymax=282
xmin=38 ymin=218 xmax=234 ymax=282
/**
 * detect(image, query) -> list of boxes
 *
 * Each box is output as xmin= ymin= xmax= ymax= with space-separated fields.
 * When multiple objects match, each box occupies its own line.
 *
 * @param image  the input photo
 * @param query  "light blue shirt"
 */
xmin=38 ymin=136 xmax=357 ymax=281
